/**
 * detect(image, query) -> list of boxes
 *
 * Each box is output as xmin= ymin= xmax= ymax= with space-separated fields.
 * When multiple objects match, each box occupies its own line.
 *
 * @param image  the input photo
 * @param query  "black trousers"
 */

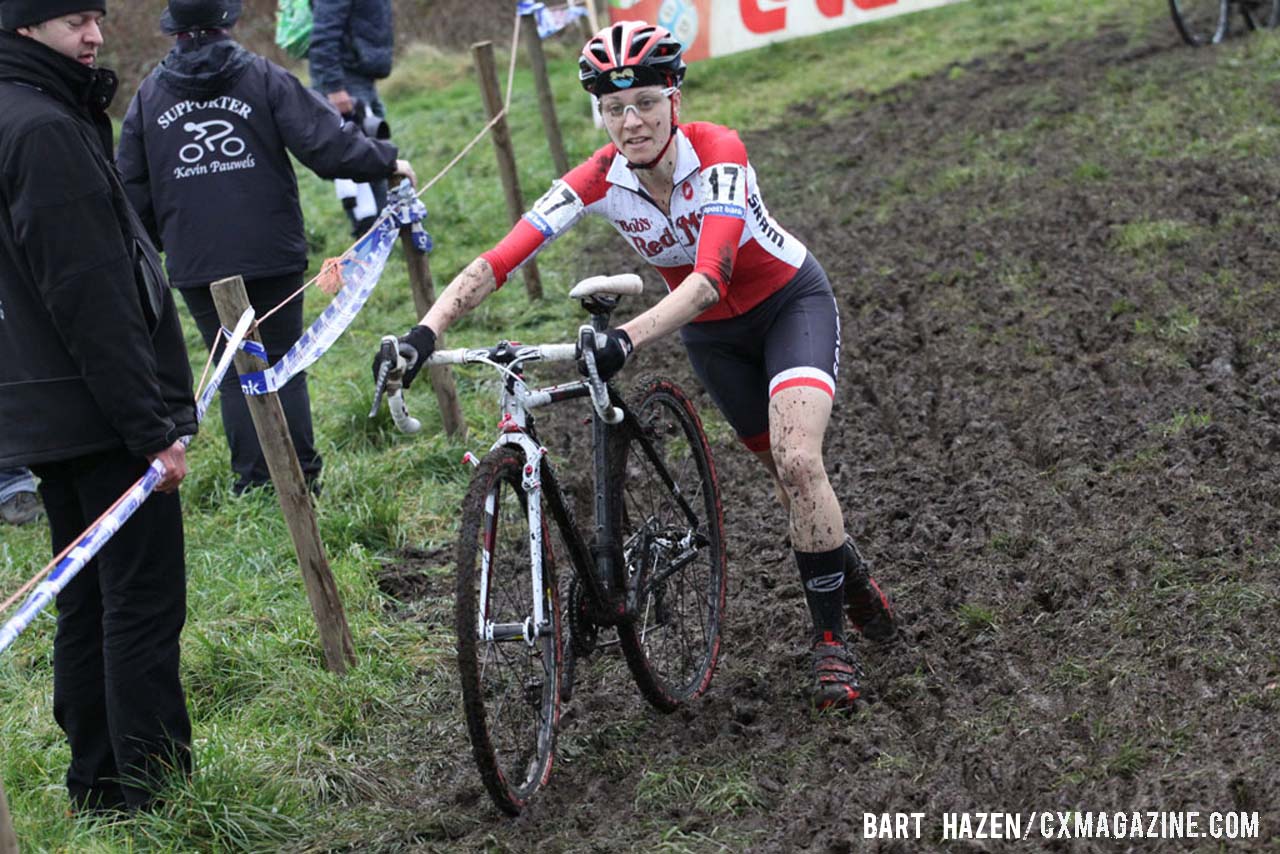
xmin=180 ymin=273 xmax=322 ymax=493
xmin=32 ymin=448 xmax=192 ymax=812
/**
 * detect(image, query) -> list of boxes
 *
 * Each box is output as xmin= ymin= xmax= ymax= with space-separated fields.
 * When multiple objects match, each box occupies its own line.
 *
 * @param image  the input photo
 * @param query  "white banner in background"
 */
xmin=719 ymin=0 xmax=965 ymax=55
xmin=610 ymin=0 xmax=968 ymax=62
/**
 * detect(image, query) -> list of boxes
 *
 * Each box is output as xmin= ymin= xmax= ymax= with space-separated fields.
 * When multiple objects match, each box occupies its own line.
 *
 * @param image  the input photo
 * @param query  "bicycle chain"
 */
xmin=567 ymin=575 xmax=599 ymax=658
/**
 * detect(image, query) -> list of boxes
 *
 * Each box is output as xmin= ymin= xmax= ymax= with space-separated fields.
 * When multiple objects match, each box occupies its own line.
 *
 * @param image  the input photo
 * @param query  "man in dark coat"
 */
xmin=117 ymin=0 xmax=413 ymax=496
xmin=309 ymin=0 xmax=395 ymax=234
xmin=0 ymin=0 xmax=196 ymax=813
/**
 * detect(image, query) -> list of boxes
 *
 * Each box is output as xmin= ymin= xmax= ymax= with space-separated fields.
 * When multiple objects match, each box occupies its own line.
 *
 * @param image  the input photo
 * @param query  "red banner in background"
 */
xmin=609 ymin=0 xmax=715 ymax=61
xmin=608 ymin=0 xmax=966 ymax=62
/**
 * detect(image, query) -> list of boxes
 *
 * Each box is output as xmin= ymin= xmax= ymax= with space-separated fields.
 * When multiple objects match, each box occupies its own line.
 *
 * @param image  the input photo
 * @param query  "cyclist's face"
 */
xmin=600 ymin=85 xmax=679 ymax=162
xmin=18 ymin=11 xmax=105 ymax=66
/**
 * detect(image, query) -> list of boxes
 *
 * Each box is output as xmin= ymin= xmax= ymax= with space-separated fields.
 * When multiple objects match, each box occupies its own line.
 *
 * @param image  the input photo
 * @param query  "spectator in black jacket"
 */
xmin=309 ymin=0 xmax=395 ymax=234
xmin=118 ymin=0 xmax=414 ymax=496
xmin=0 ymin=0 xmax=196 ymax=814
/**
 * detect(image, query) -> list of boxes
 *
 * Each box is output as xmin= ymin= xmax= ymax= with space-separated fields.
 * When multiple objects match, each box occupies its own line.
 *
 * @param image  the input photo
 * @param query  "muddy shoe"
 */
xmin=811 ymin=634 xmax=864 ymax=712
xmin=1 ymin=491 xmax=42 ymax=526
xmin=843 ymin=537 xmax=897 ymax=643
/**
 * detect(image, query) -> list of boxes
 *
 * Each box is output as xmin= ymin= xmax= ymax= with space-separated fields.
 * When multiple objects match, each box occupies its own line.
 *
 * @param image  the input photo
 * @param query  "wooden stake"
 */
xmin=471 ymin=40 xmax=543 ymax=300
xmin=581 ymin=0 xmax=600 ymax=34
xmin=576 ymin=1 xmax=595 ymax=44
xmin=399 ymin=229 xmax=467 ymax=440
xmin=0 ymin=776 xmax=17 ymax=854
xmin=521 ymin=12 xmax=570 ymax=177
xmin=210 ymin=276 xmax=356 ymax=675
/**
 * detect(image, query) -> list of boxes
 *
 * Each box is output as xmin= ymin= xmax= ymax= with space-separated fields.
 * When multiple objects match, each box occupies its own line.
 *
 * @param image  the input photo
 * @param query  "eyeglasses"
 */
xmin=599 ymin=87 xmax=677 ymax=122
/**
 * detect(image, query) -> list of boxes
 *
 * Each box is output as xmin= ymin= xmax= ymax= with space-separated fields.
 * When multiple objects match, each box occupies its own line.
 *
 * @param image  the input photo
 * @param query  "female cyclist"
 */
xmin=376 ymin=21 xmax=896 ymax=711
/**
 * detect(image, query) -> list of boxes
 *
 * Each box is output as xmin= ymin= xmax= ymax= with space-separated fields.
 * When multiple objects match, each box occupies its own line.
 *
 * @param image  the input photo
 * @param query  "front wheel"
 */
xmin=1170 ymin=0 xmax=1231 ymax=45
xmin=455 ymin=446 xmax=561 ymax=815
xmin=1243 ymin=0 xmax=1280 ymax=29
xmin=611 ymin=376 xmax=727 ymax=712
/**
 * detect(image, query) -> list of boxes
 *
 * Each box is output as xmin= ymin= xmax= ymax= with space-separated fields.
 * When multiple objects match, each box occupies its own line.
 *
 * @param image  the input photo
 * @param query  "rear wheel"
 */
xmin=455 ymin=446 xmax=561 ymax=815
xmin=1243 ymin=0 xmax=1280 ymax=28
xmin=611 ymin=376 xmax=727 ymax=712
xmin=1169 ymin=0 xmax=1231 ymax=44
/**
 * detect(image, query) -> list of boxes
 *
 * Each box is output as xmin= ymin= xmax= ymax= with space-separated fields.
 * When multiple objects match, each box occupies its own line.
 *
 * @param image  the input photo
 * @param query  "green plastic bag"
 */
xmin=276 ymin=0 xmax=312 ymax=60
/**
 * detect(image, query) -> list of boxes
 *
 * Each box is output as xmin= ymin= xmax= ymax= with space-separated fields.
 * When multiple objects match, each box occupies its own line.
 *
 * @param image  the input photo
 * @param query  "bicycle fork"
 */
xmin=477 ymin=444 xmax=553 ymax=647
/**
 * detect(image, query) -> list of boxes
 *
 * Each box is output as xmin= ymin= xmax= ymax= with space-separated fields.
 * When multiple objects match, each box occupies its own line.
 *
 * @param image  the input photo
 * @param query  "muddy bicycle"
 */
xmin=1170 ymin=0 xmax=1278 ymax=45
xmin=374 ymin=274 xmax=727 ymax=814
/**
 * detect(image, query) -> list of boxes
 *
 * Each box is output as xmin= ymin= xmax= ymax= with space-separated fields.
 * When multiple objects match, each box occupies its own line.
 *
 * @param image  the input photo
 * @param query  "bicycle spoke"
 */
xmin=456 ymin=448 xmax=560 ymax=815
xmin=614 ymin=377 xmax=727 ymax=712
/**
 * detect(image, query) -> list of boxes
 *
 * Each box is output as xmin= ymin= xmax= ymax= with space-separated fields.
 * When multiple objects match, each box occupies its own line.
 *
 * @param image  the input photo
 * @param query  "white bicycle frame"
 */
xmin=427 ymin=339 xmax=601 ymax=648
xmin=392 ymin=273 xmax=644 ymax=651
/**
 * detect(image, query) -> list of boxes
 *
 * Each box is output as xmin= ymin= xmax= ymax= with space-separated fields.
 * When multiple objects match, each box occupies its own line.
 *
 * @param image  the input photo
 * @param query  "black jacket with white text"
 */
xmin=117 ymin=33 xmax=398 ymax=288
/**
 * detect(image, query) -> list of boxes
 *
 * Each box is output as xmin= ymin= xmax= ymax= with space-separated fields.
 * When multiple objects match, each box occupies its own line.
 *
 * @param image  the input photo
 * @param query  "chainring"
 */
xmin=567 ymin=575 xmax=599 ymax=658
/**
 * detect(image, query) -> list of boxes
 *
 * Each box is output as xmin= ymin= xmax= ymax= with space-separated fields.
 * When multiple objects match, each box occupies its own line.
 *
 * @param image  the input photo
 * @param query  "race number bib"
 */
xmin=525 ymin=181 xmax=585 ymax=237
xmin=700 ymin=163 xmax=747 ymax=219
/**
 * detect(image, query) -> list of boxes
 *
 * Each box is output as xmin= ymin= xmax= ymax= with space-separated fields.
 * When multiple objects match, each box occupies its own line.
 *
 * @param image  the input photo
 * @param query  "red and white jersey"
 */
xmin=481 ymin=121 xmax=807 ymax=322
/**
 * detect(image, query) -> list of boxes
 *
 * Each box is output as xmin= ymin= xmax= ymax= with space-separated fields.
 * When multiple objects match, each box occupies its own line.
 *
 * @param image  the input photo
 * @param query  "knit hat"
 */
xmin=160 ymin=0 xmax=240 ymax=34
xmin=0 ymin=0 xmax=106 ymax=29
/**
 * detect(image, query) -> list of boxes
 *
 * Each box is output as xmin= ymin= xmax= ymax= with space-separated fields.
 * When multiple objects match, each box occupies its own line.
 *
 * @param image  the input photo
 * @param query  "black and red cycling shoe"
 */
xmin=811 ymin=633 xmax=864 ymax=712
xmin=843 ymin=537 xmax=897 ymax=644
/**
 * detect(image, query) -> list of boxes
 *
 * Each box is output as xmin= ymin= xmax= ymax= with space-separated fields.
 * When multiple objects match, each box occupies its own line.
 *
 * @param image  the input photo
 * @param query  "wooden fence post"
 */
xmin=399 ymin=230 xmax=467 ymax=440
xmin=580 ymin=0 xmax=600 ymax=35
xmin=210 ymin=276 xmax=356 ymax=675
xmin=471 ymin=39 xmax=543 ymax=300
xmin=0 ymin=776 xmax=17 ymax=854
xmin=521 ymin=12 xmax=570 ymax=177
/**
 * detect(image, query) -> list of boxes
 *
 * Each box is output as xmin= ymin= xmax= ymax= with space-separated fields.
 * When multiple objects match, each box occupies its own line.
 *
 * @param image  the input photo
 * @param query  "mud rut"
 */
xmin=375 ymin=22 xmax=1279 ymax=852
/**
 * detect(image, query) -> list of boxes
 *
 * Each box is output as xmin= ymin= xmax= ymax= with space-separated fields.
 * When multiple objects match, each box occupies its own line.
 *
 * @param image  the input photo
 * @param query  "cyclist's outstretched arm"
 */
xmin=620 ymin=271 xmax=720 ymax=349
xmin=418 ymin=257 xmax=499 ymax=336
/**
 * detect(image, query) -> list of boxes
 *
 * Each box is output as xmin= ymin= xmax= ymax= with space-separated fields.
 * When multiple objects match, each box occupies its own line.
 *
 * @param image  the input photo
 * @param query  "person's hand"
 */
xmin=579 ymin=328 xmax=633 ymax=382
xmin=393 ymin=159 xmax=417 ymax=188
xmin=396 ymin=324 xmax=437 ymax=388
xmin=372 ymin=325 xmax=437 ymax=391
xmin=328 ymin=89 xmax=355 ymax=116
xmin=147 ymin=441 xmax=188 ymax=493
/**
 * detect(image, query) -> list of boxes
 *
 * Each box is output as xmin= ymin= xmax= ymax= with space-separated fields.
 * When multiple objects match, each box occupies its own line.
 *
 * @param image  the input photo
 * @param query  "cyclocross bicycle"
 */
xmin=374 ymin=274 xmax=727 ymax=814
xmin=1170 ymin=0 xmax=1278 ymax=45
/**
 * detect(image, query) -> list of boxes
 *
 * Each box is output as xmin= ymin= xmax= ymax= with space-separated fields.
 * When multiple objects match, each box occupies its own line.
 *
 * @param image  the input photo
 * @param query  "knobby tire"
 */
xmin=1243 ymin=0 xmax=1280 ymax=28
xmin=611 ymin=376 xmax=727 ymax=713
xmin=1169 ymin=0 xmax=1231 ymax=45
xmin=455 ymin=446 xmax=562 ymax=815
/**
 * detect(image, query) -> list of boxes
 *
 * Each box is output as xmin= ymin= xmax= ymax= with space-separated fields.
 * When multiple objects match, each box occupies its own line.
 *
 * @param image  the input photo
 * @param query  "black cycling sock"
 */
xmin=795 ymin=546 xmax=847 ymax=642
xmin=843 ymin=537 xmax=872 ymax=591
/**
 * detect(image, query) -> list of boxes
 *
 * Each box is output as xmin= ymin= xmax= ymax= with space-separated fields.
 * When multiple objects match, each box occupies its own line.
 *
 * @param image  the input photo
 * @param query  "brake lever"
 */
xmin=368 ymin=334 xmax=400 ymax=418
xmin=578 ymin=326 xmax=623 ymax=425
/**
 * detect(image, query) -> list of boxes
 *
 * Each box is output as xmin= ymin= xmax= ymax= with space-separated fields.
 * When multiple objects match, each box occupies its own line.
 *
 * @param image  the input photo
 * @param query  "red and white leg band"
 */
xmin=769 ymin=367 xmax=835 ymax=400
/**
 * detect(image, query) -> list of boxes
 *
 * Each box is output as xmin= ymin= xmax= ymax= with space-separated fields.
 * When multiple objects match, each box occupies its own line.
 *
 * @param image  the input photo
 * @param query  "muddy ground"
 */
xmin=365 ymin=19 xmax=1280 ymax=854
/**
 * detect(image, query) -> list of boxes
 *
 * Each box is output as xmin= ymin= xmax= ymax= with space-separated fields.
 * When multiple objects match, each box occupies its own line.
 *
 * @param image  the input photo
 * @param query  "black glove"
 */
xmin=397 ymin=324 xmax=437 ymax=389
xmin=372 ymin=324 xmax=436 ymax=390
xmin=580 ymin=328 xmax=633 ymax=382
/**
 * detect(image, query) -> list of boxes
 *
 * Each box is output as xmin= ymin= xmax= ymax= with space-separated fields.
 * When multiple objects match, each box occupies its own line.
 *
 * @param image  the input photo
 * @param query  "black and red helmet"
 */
xmin=579 ymin=21 xmax=687 ymax=96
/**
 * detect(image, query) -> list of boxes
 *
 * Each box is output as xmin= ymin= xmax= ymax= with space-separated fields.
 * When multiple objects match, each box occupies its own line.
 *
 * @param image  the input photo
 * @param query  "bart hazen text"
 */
xmin=157 ymin=97 xmax=253 ymax=128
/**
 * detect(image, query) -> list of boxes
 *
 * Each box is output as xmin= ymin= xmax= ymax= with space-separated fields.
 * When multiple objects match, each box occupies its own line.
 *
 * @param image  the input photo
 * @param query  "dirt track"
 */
xmin=373 ymin=20 xmax=1280 ymax=853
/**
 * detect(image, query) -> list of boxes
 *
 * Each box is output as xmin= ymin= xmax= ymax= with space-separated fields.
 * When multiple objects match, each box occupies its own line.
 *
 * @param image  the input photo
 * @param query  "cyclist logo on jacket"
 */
xmin=179 ymin=119 xmax=245 ymax=163
xmin=172 ymin=118 xmax=255 ymax=178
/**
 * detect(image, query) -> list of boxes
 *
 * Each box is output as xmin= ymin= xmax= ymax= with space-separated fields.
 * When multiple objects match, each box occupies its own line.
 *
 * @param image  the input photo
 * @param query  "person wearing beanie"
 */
xmin=117 ymin=0 xmax=415 ymax=497
xmin=0 ymin=2 xmax=198 ymax=814
xmin=0 ymin=0 xmax=105 ymax=31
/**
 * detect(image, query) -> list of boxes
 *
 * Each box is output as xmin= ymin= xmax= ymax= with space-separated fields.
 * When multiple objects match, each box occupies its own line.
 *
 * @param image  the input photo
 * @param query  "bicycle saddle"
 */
xmin=568 ymin=274 xmax=644 ymax=299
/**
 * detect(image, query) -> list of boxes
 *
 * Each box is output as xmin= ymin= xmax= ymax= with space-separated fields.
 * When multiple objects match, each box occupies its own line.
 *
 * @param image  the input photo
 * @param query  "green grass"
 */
xmin=0 ymin=0 xmax=1242 ymax=850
